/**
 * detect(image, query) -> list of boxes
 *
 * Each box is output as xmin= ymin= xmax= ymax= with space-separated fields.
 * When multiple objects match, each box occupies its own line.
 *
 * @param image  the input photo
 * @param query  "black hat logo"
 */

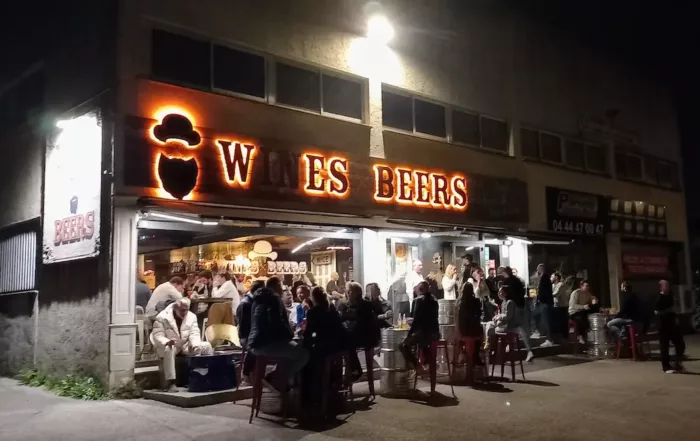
xmin=153 ymin=114 xmax=201 ymax=147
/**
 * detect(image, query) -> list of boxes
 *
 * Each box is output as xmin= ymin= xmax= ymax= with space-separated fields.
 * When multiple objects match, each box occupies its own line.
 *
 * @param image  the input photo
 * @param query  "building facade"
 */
xmin=0 ymin=0 xmax=689 ymax=386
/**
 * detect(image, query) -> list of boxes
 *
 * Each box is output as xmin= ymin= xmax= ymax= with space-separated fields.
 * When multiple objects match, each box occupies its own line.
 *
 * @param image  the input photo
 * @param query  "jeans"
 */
xmin=659 ymin=321 xmax=686 ymax=371
xmin=251 ymin=340 xmax=309 ymax=387
xmin=534 ymin=303 xmax=553 ymax=341
xmin=606 ymin=317 xmax=632 ymax=338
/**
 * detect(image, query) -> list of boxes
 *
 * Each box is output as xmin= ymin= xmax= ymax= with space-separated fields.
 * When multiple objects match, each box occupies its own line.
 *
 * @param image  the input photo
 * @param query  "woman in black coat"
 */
xmin=338 ymin=282 xmax=380 ymax=379
xmin=399 ymin=281 xmax=439 ymax=372
xmin=456 ymin=282 xmax=485 ymax=365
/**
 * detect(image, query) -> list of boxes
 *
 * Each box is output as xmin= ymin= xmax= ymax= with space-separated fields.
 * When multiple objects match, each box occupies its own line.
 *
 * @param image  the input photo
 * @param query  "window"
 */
xmin=520 ymin=128 xmax=540 ymax=158
xmin=644 ymin=156 xmax=658 ymax=184
xmin=275 ymin=62 xmax=320 ymax=111
xmin=414 ymin=99 xmax=445 ymax=137
xmin=451 ymin=110 xmax=480 ymax=146
xmin=322 ymin=74 xmax=362 ymax=119
xmin=480 ymin=117 xmax=508 ymax=152
xmin=151 ymin=29 xmax=211 ymax=87
xmin=585 ymin=144 xmax=606 ymax=173
xmin=213 ymin=45 xmax=265 ymax=98
xmin=540 ymin=132 xmax=562 ymax=163
xmin=615 ymin=148 xmax=643 ymax=181
xmin=657 ymin=161 xmax=678 ymax=189
xmin=382 ymin=89 xmax=413 ymax=131
xmin=565 ymin=140 xmax=585 ymax=168
xmin=0 ymin=230 xmax=36 ymax=294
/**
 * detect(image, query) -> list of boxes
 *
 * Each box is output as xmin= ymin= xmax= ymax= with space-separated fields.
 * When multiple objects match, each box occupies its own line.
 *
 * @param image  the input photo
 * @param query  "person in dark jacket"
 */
xmin=366 ymin=282 xmax=393 ymax=327
xmin=607 ymin=281 xmax=644 ymax=339
xmin=399 ymin=281 xmax=439 ymax=373
xmin=237 ymin=280 xmax=264 ymax=381
xmin=456 ymin=282 xmax=484 ymax=365
xmin=533 ymin=264 xmax=555 ymax=347
xmin=338 ymin=282 xmax=380 ymax=379
xmin=655 ymin=279 xmax=685 ymax=373
xmin=135 ymin=273 xmax=151 ymax=311
xmin=249 ymin=277 xmax=309 ymax=393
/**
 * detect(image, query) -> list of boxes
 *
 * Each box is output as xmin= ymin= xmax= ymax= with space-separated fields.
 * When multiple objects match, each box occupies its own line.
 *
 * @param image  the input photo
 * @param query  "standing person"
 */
xmin=150 ymin=298 xmax=213 ymax=391
xmin=399 ymin=281 xmax=440 ymax=375
xmin=472 ymin=267 xmax=496 ymax=322
xmin=237 ymin=280 xmax=265 ymax=384
xmin=485 ymin=267 xmax=499 ymax=300
xmin=607 ymin=281 xmax=644 ymax=339
xmin=442 ymin=264 xmax=458 ymax=300
xmin=338 ymin=282 xmax=380 ymax=380
xmin=191 ymin=271 xmax=214 ymax=322
xmin=282 ymin=289 xmax=300 ymax=329
xmin=366 ymin=282 xmax=393 ymax=327
xmin=212 ymin=272 xmax=240 ymax=315
xmin=534 ymin=264 xmax=555 ymax=348
xmin=551 ymin=273 xmax=571 ymax=340
xmin=326 ymin=272 xmax=345 ymax=302
xmin=135 ymin=272 xmax=151 ymax=311
xmin=248 ymin=277 xmax=309 ymax=393
xmin=294 ymin=284 xmax=311 ymax=329
xmin=568 ymin=280 xmax=599 ymax=344
xmin=461 ymin=253 xmax=478 ymax=275
xmin=456 ymin=282 xmax=484 ymax=365
xmin=405 ymin=260 xmax=425 ymax=311
xmin=655 ymin=279 xmax=686 ymax=373
xmin=145 ymin=276 xmax=185 ymax=317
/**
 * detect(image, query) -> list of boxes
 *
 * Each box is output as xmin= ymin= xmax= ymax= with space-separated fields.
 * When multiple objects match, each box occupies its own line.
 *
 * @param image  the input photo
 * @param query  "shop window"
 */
xmin=0 ymin=230 xmax=36 ymax=294
xmin=657 ymin=160 xmax=678 ymax=189
xmin=275 ymin=62 xmax=321 ymax=111
xmin=451 ymin=109 xmax=480 ymax=146
xmin=213 ymin=45 xmax=265 ymax=98
xmin=151 ymin=29 xmax=211 ymax=88
xmin=480 ymin=117 xmax=508 ymax=152
xmin=540 ymin=132 xmax=562 ymax=163
xmin=565 ymin=140 xmax=585 ymax=168
xmin=585 ymin=144 xmax=607 ymax=173
xmin=382 ymin=89 xmax=413 ymax=131
xmin=322 ymin=74 xmax=362 ymax=119
xmin=414 ymin=98 xmax=446 ymax=138
xmin=520 ymin=128 xmax=540 ymax=158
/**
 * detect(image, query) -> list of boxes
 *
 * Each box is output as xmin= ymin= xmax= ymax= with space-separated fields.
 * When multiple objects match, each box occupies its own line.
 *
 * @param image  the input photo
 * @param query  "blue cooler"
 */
xmin=188 ymin=352 xmax=237 ymax=392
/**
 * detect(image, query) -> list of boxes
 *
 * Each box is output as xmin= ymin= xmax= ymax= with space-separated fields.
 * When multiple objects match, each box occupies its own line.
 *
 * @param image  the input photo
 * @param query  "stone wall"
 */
xmin=0 ymin=292 xmax=37 ymax=376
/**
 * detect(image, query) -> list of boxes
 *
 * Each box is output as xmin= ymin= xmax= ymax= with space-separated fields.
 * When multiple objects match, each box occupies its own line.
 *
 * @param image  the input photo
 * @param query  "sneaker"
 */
xmin=577 ymin=336 xmax=586 ymax=345
xmin=531 ymin=331 xmax=541 ymax=339
xmin=664 ymin=369 xmax=676 ymax=374
xmin=540 ymin=340 xmax=554 ymax=348
xmin=525 ymin=351 xmax=534 ymax=362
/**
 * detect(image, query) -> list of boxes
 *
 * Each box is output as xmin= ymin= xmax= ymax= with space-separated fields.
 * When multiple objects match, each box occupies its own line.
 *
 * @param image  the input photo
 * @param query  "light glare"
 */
xmin=367 ymin=15 xmax=394 ymax=44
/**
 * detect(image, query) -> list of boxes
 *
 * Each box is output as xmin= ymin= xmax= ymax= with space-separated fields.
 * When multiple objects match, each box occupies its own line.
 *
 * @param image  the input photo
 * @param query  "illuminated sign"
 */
xmin=301 ymin=153 xmax=350 ymax=199
xmin=217 ymin=140 xmax=257 ymax=189
xmin=373 ymin=164 xmax=468 ymax=211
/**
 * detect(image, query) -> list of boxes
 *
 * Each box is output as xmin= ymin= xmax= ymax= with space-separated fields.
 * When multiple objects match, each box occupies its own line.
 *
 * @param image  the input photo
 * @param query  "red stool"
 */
xmin=413 ymin=339 xmax=454 ymax=395
xmin=453 ymin=337 xmax=483 ymax=383
xmin=347 ymin=347 xmax=376 ymax=400
xmin=249 ymin=356 xmax=287 ymax=424
xmin=616 ymin=322 xmax=650 ymax=361
xmin=490 ymin=332 xmax=525 ymax=381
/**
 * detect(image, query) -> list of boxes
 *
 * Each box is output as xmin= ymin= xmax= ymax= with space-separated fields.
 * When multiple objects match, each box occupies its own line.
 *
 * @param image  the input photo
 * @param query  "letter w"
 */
xmin=217 ymin=140 xmax=257 ymax=188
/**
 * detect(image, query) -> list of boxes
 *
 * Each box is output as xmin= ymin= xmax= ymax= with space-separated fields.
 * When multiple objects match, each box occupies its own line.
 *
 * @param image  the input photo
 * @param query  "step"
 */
xmin=142 ymin=386 xmax=253 ymax=408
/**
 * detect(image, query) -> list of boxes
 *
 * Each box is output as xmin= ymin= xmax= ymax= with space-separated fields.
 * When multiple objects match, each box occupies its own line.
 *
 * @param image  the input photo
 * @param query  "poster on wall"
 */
xmin=622 ymin=248 xmax=669 ymax=278
xmin=42 ymin=111 xmax=102 ymax=264
xmin=545 ymin=187 xmax=607 ymax=236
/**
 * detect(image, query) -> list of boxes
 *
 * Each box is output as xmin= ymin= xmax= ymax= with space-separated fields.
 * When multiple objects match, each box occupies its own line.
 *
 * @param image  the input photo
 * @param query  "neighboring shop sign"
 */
xmin=622 ymin=248 xmax=669 ymax=277
xmin=43 ymin=112 xmax=102 ymax=263
xmin=608 ymin=199 xmax=666 ymax=239
xmin=545 ymin=187 xmax=606 ymax=236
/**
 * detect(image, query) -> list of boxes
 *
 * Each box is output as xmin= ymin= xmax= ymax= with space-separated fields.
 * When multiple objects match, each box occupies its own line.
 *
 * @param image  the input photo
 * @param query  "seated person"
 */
xmin=145 ymin=276 xmax=184 ymax=318
xmin=366 ymin=282 xmax=393 ymax=327
xmin=338 ymin=282 xmax=380 ymax=380
xmin=569 ymin=280 xmax=599 ymax=344
xmin=456 ymin=283 xmax=484 ymax=365
xmin=237 ymin=280 xmax=265 ymax=384
xmin=399 ymin=281 xmax=439 ymax=374
xmin=282 ymin=288 xmax=301 ymax=329
xmin=607 ymin=281 xmax=643 ymax=339
xmin=249 ymin=277 xmax=309 ymax=394
xmin=150 ymin=298 xmax=213 ymax=392
xmin=485 ymin=285 xmax=534 ymax=362
xmin=294 ymin=284 xmax=311 ymax=330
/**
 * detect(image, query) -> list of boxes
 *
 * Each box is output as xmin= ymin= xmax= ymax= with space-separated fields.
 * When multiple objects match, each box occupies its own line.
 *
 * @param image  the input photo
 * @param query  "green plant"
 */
xmin=108 ymin=379 xmax=143 ymax=400
xmin=15 ymin=368 xmax=106 ymax=400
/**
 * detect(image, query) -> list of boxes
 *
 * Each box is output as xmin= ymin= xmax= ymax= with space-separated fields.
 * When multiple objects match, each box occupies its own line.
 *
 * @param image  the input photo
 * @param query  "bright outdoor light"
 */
xmin=367 ymin=14 xmax=394 ymax=44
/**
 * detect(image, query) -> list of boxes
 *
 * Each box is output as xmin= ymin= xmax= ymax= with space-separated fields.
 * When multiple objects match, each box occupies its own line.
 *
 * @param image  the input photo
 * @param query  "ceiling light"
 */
xmin=420 ymin=232 xmax=432 ymax=238
xmin=367 ymin=14 xmax=394 ymax=44
xmin=382 ymin=231 xmax=420 ymax=239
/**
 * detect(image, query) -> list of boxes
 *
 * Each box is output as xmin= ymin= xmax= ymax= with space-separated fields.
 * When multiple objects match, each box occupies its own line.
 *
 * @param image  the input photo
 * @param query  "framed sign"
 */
xmin=43 ymin=111 xmax=102 ymax=263
xmin=545 ymin=187 xmax=607 ymax=236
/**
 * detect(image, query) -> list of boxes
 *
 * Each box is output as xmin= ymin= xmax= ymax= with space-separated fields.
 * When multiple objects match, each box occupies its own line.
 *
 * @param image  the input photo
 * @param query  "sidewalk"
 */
xmin=1 ymin=335 xmax=699 ymax=441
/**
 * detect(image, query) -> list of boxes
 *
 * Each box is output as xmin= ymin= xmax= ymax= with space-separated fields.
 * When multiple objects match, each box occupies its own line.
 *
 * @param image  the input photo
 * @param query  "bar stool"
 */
xmin=347 ymin=347 xmax=376 ymax=400
xmin=616 ymin=322 xmax=649 ymax=361
xmin=453 ymin=336 xmax=484 ymax=383
xmin=249 ymin=356 xmax=287 ymax=424
xmin=413 ymin=339 xmax=454 ymax=395
xmin=490 ymin=332 xmax=525 ymax=381
xmin=568 ymin=319 xmax=580 ymax=354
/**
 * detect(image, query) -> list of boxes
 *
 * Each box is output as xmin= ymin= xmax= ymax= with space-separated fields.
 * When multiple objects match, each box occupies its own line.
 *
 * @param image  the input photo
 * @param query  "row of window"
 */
xmin=382 ymin=88 xmax=509 ymax=152
xmin=151 ymin=29 xmax=680 ymax=191
xmin=152 ymin=29 xmax=363 ymax=120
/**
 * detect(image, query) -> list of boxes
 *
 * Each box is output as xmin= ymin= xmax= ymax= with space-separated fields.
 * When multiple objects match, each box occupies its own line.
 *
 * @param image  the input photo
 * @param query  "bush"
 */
xmin=16 ymin=368 xmax=106 ymax=400
xmin=108 ymin=379 xmax=143 ymax=400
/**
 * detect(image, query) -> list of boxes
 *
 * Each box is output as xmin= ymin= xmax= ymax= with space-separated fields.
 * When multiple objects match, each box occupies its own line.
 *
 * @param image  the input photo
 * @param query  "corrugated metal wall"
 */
xmin=0 ymin=231 xmax=37 ymax=293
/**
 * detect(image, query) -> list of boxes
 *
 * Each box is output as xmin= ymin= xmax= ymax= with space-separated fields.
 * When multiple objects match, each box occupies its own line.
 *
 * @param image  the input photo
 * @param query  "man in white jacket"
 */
xmin=212 ymin=272 xmax=241 ymax=314
xmin=151 ymin=298 xmax=213 ymax=391
xmin=145 ymin=277 xmax=185 ymax=318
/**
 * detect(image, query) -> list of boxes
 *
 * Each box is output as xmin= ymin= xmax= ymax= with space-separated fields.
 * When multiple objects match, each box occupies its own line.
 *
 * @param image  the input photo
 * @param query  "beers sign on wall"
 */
xmin=43 ymin=112 xmax=102 ymax=263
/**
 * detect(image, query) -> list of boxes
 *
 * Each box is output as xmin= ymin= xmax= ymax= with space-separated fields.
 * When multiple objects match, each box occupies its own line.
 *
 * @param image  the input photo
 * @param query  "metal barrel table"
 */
xmin=586 ymin=313 xmax=612 ymax=358
xmin=380 ymin=328 xmax=410 ymax=396
xmin=438 ymin=299 xmax=456 ymax=325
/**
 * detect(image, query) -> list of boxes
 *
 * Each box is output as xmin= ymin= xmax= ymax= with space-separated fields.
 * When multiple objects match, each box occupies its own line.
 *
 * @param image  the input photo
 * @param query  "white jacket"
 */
xmin=442 ymin=275 xmax=457 ymax=300
xmin=145 ymin=282 xmax=183 ymax=316
xmin=212 ymin=280 xmax=240 ymax=313
xmin=150 ymin=304 xmax=203 ymax=353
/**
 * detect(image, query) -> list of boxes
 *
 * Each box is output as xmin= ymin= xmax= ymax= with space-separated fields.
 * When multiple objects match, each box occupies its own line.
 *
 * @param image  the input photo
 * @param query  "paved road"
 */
xmin=2 ymin=336 xmax=699 ymax=441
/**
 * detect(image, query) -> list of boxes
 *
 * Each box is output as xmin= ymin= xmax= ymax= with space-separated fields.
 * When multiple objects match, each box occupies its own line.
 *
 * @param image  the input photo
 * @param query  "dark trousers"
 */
xmin=534 ymin=303 xmax=553 ymax=340
xmin=570 ymin=310 xmax=590 ymax=337
xmin=553 ymin=307 xmax=569 ymax=340
xmin=399 ymin=330 xmax=438 ymax=368
xmin=659 ymin=321 xmax=686 ymax=370
xmin=240 ymin=339 xmax=256 ymax=377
